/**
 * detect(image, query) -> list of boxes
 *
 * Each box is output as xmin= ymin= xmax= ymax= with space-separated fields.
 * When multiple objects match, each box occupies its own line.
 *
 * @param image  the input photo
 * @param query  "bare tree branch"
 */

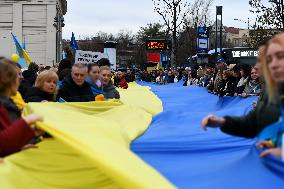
xmin=162 ymin=0 xmax=172 ymax=8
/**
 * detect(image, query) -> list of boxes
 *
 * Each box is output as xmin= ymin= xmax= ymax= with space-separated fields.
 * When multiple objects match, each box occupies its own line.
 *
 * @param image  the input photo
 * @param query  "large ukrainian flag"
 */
xmin=0 ymin=83 xmax=173 ymax=189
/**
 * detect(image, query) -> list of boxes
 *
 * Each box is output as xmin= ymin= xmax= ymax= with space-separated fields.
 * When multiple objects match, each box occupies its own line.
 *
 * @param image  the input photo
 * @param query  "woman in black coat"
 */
xmin=25 ymin=70 xmax=58 ymax=102
xmin=218 ymin=70 xmax=238 ymax=97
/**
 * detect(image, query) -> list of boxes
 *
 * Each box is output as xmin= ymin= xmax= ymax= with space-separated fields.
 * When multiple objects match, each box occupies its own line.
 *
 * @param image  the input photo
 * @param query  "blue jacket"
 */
xmin=85 ymin=76 xmax=105 ymax=97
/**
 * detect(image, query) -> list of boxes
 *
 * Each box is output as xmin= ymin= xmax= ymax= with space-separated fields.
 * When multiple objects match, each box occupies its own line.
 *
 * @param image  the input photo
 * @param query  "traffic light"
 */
xmin=53 ymin=16 xmax=58 ymax=28
xmin=53 ymin=16 xmax=65 ymax=28
xmin=60 ymin=17 xmax=65 ymax=27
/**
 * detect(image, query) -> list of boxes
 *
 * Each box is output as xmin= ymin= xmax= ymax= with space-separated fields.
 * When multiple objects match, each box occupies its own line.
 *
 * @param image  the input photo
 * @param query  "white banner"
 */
xmin=104 ymin=48 xmax=116 ymax=70
xmin=75 ymin=50 xmax=107 ymax=64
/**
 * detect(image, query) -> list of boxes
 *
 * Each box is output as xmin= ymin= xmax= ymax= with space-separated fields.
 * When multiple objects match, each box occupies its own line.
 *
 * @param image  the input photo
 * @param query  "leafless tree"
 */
xmin=249 ymin=0 xmax=283 ymax=47
xmin=180 ymin=0 xmax=213 ymax=65
xmin=152 ymin=0 xmax=191 ymax=67
xmin=152 ymin=0 xmax=213 ymax=67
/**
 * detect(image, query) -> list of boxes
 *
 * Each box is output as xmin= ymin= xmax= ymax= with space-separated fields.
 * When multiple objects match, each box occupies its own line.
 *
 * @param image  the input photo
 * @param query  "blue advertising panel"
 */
xmin=197 ymin=26 xmax=209 ymax=50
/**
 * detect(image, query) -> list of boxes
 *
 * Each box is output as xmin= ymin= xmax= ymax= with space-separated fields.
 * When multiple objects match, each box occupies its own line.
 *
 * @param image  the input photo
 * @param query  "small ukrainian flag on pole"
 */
xmin=11 ymin=32 xmax=32 ymax=66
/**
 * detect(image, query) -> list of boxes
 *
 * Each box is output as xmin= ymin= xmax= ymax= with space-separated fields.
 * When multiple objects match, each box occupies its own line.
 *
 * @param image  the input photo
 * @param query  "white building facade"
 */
xmin=0 ymin=0 xmax=67 ymax=67
xmin=225 ymin=28 xmax=249 ymax=47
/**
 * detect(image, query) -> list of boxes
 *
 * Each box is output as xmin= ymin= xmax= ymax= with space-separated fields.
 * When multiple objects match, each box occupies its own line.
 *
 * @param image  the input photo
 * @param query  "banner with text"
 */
xmin=75 ymin=50 xmax=106 ymax=64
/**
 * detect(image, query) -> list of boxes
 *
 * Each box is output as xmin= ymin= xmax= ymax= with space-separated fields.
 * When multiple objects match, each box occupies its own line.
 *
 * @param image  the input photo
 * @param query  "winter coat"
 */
xmin=0 ymin=96 xmax=21 ymax=121
xmin=235 ymin=77 xmax=249 ymax=94
xmin=57 ymin=75 xmax=95 ymax=102
xmin=218 ymin=77 xmax=237 ymax=96
xmin=167 ymin=75 xmax=175 ymax=83
xmin=22 ymin=69 xmax=37 ymax=86
xmin=0 ymin=103 xmax=35 ymax=157
xmin=85 ymin=76 xmax=104 ymax=97
xmin=18 ymin=79 xmax=32 ymax=99
xmin=221 ymin=92 xmax=281 ymax=138
xmin=125 ymin=73 xmax=135 ymax=82
xmin=199 ymin=74 xmax=214 ymax=87
xmin=114 ymin=77 xmax=128 ymax=89
xmin=25 ymin=87 xmax=55 ymax=102
xmin=243 ymin=79 xmax=262 ymax=95
xmin=214 ymin=71 xmax=223 ymax=92
xmin=103 ymin=83 xmax=120 ymax=99
xmin=183 ymin=77 xmax=199 ymax=86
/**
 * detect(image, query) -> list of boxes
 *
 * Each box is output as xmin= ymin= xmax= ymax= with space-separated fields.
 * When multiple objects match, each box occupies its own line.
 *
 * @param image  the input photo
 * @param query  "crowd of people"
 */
xmin=137 ymin=35 xmax=284 ymax=161
xmin=138 ymin=69 xmax=183 ymax=84
xmin=0 ymin=57 xmax=135 ymax=157
xmin=139 ymin=59 xmax=262 ymax=98
xmin=19 ymin=58 xmax=136 ymax=103
xmin=0 ymin=33 xmax=284 ymax=164
xmin=202 ymin=34 xmax=284 ymax=160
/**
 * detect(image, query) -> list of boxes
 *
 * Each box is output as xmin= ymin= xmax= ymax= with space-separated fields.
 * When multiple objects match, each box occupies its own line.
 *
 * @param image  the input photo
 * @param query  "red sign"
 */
xmin=147 ymin=53 xmax=160 ymax=63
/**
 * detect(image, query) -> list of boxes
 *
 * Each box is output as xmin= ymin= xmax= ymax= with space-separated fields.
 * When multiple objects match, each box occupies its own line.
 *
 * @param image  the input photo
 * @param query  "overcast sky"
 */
xmin=62 ymin=0 xmax=255 ymax=39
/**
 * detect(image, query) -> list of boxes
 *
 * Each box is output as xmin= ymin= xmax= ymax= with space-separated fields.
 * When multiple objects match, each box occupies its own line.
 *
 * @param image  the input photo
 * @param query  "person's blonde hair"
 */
xmin=263 ymin=33 xmax=284 ymax=102
xmin=35 ymin=70 xmax=58 ymax=94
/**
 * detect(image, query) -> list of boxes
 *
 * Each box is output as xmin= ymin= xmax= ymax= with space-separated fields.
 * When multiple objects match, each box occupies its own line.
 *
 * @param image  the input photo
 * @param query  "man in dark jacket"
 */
xmin=22 ymin=62 xmax=38 ymax=86
xmin=57 ymin=64 xmax=95 ymax=102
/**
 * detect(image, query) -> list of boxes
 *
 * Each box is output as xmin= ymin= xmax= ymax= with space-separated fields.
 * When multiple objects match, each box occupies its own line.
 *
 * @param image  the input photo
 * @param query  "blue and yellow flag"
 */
xmin=11 ymin=32 xmax=31 ymax=66
xmin=0 ymin=83 xmax=173 ymax=189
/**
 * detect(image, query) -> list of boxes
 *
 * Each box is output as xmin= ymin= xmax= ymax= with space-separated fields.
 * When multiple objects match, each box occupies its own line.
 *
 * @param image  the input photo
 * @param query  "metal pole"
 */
xmin=56 ymin=16 xmax=59 ymax=63
xmin=220 ymin=9 xmax=223 ymax=54
xmin=215 ymin=7 xmax=218 ymax=60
